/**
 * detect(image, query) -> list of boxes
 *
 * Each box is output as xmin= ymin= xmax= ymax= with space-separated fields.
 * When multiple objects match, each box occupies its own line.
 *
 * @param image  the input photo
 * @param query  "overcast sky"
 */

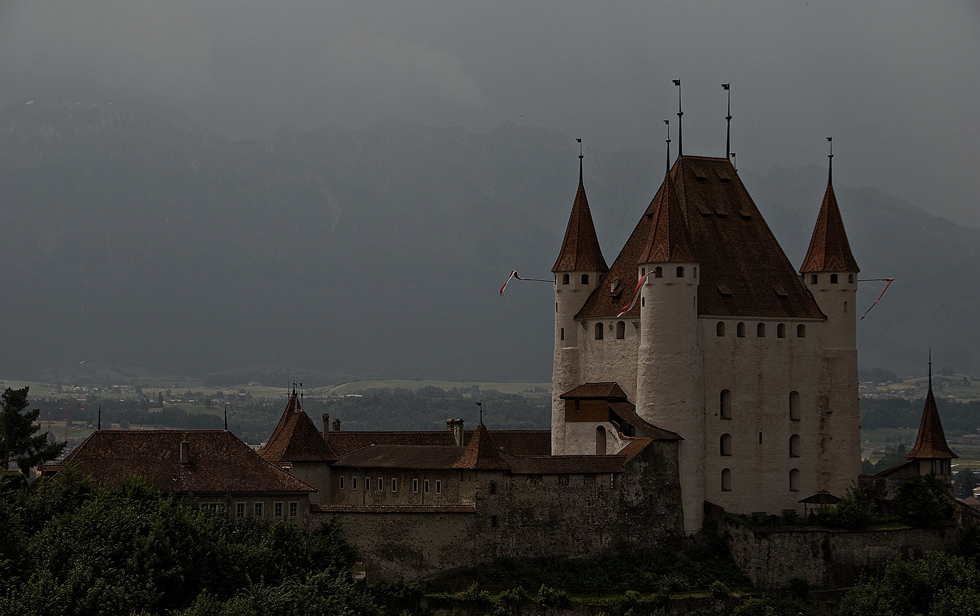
xmin=1 ymin=0 xmax=978 ymax=226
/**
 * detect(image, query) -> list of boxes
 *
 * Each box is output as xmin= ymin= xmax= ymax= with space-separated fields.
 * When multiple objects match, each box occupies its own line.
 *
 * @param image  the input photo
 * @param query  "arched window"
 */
xmin=560 ymin=327 xmax=565 ymax=341
xmin=848 ymin=274 xmax=854 ymax=283
xmin=721 ymin=468 xmax=732 ymax=492
xmin=810 ymin=274 xmax=818 ymax=284
xmin=693 ymin=267 xmax=698 ymax=278
xmin=797 ymin=324 xmax=806 ymax=338
xmin=596 ymin=426 xmax=607 ymax=456
xmin=777 ymin=323 xmax=786 ymax=338
xmin=562 ymin=274 xmax=569 ymax=285
xmin=641 ymin=267 xmax=645 ymax=277
xmin=581 ymin=274 xmax=589 ymax=285
xmin=720 ymin=434 xmax=732 ymax=456
xmin=757 ymin=323 xmax=766 ymax=337
xmin=790 ymin=434 xmax=801 ymax=458
xmin=654 ymin=266 xmax=663 ymax=278
xmin=720 ymin=389 xmax=732 ymax=419
xmin=676 ymin=266 xmax=685 ymax=278
xmin=716 ymin=321 xmax=726 ymax=337
xmin=594 ymin=323 xmax=604 ymax=340
xmin=789 ymin=391 xmax=801 ymax=421
xmin=736 ymin=322 xmax=745 ymax=338
xmin=616 ymin=321 xmax=626 ymax=339
xmin=789 ymin=469 xmax=800 ymax=492
xmin=830 ymin=274 xmax=839 ymax=284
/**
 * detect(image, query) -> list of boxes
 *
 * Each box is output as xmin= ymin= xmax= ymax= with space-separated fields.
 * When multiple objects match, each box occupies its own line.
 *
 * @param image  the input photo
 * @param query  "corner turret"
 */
xmin=906 ymin=360 xmax=958 ymax=482
xmin=552 ymin=152 xmax=607 ymax=455
xmin=634 ymin=170 xmax=704 ymax=535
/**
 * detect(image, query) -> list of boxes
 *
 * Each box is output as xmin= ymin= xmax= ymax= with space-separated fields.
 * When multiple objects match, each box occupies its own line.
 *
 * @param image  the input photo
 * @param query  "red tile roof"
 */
xmin=800 ymin=181 xmax=860 ymax=273
xmin=552 ymin=166 xmax=608 ymax=273
xmin=578 ymin=156 xmax=824 ymax=320
xmin=906 ymin=384 xmax=957 ymax=460
xmin=481 ymin=430 xmax=551 ymax=456
xmin=637 ymin=173 xmax=698 ymax=264
xmin=259 ymin=393 xmax=336 ymax=463
xmin=498 ymin=450 xmax=626 ymax=474
xmin=453 ymin=423 xmax=510 ymax=470
xmin=326 ymin=429 xmax=551 ymax=458
xmin=53 ymin=430 xmax=314 ymax=494
xmin=332 ymin=445 xmax=465 ymax=470
xmin=561 ymin=382 xmax=628 ymax=400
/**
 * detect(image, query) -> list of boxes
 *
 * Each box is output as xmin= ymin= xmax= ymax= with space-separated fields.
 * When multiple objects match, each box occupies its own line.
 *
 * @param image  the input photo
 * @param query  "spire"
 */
xmin=799 ymin=143 xmax=859 ymax=273
xmin=673 ymin=79 xmax=683 ymax=157
xmin=552 ymin=147 xmax=608 ymax=273
xmin=907 ymin=355 xmax=958 ymax=460
xmin=722 ymin=83 xmax=731 ymax=161
xmin=452 ymin=423 xmax=509 ymax=470
xmin=638 ymin=173 xmax=698 ymax=264
xmin=664 ymin=120 xmax=671 ymax=175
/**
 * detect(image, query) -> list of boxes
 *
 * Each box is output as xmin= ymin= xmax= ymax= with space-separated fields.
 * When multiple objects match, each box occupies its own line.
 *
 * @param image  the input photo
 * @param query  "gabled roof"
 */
xmin=637 ymin=173 xmax=698 ymax=264
xmin=577 ymin=157 xmax=823 ymax=320
xmin=552 ymin=164 xmax=608 ymax=273
xmin=452 ymin=423 xmax=509 ymax=470
xmin=800 ymin=181 xmax=860 ymax=273
xmin=259 ymin=392 xmax=336 ymax=463
xmin=561 ymin=382 xmax=628 ymax=400
xmin=906 ymin=383 xmax=957 ymax=460
xmin=50 ymin=430 xmax=314 ymax=494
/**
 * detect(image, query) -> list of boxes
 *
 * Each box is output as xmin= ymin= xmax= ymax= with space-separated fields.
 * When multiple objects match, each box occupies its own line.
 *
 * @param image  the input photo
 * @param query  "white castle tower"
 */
xmin=550 ymin=147 xmax=861 ymax=536
xmin=551 ymin=153 xmax=608 ymax=455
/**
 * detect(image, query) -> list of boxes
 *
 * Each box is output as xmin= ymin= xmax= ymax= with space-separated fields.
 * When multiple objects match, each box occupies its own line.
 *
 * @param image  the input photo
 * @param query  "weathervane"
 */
xmin=673 ymin=79 xmax=683 ymax=157
xmin=577 ymin=138 xmax=583 ymax=184
xmin=722 ymin=83 xmax=732 ymax=161
xmin=827 ymin=136 xmax=833 ymax=184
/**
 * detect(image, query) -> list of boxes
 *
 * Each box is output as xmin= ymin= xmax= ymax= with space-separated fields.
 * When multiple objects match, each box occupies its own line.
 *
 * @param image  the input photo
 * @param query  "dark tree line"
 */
xmin=861 ymin=397 xmax=980 ymax=436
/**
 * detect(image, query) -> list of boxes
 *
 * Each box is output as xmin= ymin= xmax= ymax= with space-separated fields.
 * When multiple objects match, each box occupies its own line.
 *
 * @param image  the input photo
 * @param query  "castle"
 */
xmin=550 ymin=152 xmax=861 ymax=533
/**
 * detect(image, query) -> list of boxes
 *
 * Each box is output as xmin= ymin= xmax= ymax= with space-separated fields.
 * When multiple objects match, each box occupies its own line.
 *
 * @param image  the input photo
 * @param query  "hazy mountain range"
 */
xmin=0 ymin=100 xmax=976 ymax=383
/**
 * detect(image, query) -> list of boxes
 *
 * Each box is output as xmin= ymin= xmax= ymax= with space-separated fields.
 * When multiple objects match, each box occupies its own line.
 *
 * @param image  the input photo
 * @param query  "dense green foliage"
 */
xmin=891 ymin=475 xmax=956 ymax=527
xmin=837 ymin=551 xmax=980 ymax=616
xmin=0 ymin=386 xmax=66 ymax=473
xmin=0 ymin=472 xmax=376 ymax=616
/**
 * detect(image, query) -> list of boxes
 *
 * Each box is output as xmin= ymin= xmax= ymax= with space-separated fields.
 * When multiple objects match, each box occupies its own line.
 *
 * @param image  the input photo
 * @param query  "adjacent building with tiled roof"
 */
xmin=552 ymin=151 xmax=861 ymax=534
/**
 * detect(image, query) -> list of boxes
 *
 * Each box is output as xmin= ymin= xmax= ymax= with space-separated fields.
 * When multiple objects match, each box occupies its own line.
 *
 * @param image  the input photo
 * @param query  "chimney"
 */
xmin=322 ymin=414 xmax=330 ymax=442
xmin=447 ymin=418 xmax=464 ymax=447
xmin=332 ymin=418 xmax=341 ymax=432
xmin=180 ymin=440 xmax=190 ymax=465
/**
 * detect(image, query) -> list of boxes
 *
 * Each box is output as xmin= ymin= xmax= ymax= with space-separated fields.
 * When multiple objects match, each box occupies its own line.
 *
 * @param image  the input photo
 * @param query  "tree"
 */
xmin=954 ymin=468 xmax=978 ymax=499
xmin=0 ymin=387 xmax=66 ymax=474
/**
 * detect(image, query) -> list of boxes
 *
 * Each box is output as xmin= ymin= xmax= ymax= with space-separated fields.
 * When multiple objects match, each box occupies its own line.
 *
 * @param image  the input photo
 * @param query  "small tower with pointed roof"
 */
xmin=800 ymin=146 xmax=861 ymax=495
xmin=551 ymin=150 xmax=608 ymax=454
xmin=906 ymin=359 xmax=958 ymax=482
xmin=635 ymin=170 xmax=704 ymax=534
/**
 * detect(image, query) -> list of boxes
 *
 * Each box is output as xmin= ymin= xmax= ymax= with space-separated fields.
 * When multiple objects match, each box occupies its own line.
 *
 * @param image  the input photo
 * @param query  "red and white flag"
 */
xmin=617 ymin=273 xmax=651 ymax=317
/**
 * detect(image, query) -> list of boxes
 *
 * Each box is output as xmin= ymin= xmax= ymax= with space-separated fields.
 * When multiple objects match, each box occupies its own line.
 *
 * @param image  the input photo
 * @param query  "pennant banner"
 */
xmin=858 ymin=278 xmax=894 ymax=320
xmin=617 ymin=273 xmax=651 ymax=317
xmin=499 ymin=271 xmax=552 ymax=296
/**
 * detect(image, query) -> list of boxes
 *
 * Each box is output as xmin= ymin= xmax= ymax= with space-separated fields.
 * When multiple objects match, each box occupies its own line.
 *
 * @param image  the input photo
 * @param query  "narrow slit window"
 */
xmin=720 ymin=433 xmax=732 ymax=456
xmin=560 ymin=327 xmax=564 ymax=341
xmin=777 ymin=323 xmax=786 ymax=338
xmin=790 ymin=434 xmax=801 ymax=458
xmin=616 ymin=321 xmax=625 ymax=339
xmin=790 ymin=391 xmax=801 ymax=421
xmin=797 ymin=324 xmax=806 ymax=338
xmin=720 ymin=390 xmax=732 ymax=419
xmin=595 ymin=323 xmax=604 ymax=340
xmin=717 ymin=321 xmax=725 ymax=337
xmin=757 ymin=323 xmax=765 ymax=337
xmin=391 ymin=478 xmax=398 ymax=492
xmin=736 ymin=322 xmax=745 ymax=337
xmin=790 ymin=469 xmax=800 ymax=492
xmin=722 ymin=468 xmax=732 ymax=492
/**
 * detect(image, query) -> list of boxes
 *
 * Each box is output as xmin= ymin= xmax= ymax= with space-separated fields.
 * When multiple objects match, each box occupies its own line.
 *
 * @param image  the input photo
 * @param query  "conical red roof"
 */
xmin=452 ymin=423 xmax=509 ymax=470
xmin=800 ymin=182 xmax=859 ymax=273
xmin=552 ymin=171 xmax=608 ymax=273
xmin=906 ymin=384 xmax=957 ymax=460
xmin=258 ymin=392 xmax=336 ymax=463
xmin=638 ymin=173 xmax=697 ymax=264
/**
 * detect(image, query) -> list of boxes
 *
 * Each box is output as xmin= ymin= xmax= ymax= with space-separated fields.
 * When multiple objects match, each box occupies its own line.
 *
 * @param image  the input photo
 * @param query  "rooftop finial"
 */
xmin=722 ymin=83 xmax=732 ymax=161
xmin=731 ymin=152 xmax=737 ymax=172
xmin=827 ymin=136 xmax=833 ymax=185
xmin=664 ymin=119 xmax=671 ymax=175
xmin=928 ymin=347 xmax=932 ymax=391
xmin=673 ymin=79 xmax=683 ymax=157
xmin=476 ymin=401 xmax=483 ymax=424
xmin=577 ymin=138 xmax=583 ymax=185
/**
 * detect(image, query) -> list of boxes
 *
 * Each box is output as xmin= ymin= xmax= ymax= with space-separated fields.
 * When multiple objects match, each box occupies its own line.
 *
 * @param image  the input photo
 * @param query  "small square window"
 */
xmin=352 ymin=477 xmax=358 ymax=491
xmin=378 ymin=478 xmax=384 ymax=492
xmin=391 ymin=478 xmax=398 ymax=492
xmin=274 ymin=502 xmax=283 ymax=518
xmin=412 ymin=479 xmax=419 ymax=493
xmin=254 ymin=503 xmax=263 ymax=518
xmin=365 ymin=477 xmax=371 ymax=491
xmin=236 ymin=502 xmax=245 ymax=518
xmin=289 ymin=502 xmax=298 ymax=518
xmin=424 ymin=479 xmax=430 ymax=493
xmin=435 ymin=480 xmax=442 ymax=494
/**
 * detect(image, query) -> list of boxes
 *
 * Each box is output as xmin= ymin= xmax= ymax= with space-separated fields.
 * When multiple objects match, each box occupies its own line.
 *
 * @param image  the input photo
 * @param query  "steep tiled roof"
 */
xmin=53 ymin=430 xmax=314 ymax=494
xmin=618 ymin=438 xmax=654 ymax=463
xmin=561 ymin=382 xmax=627 ymax=400
xmin=333 ymin=445 xmax=465 ymax=470
xmin=637 ymin=174 xmax=698 ymax=264
xmin=498 ymin=450 xmax=625 ymax=474
xmin=578 ymin=157 xmax=824 ymax=320
xmin=906 ymin=384 xmax=957 ymax=460
xmin=800 ymin=181 xmax=860 ymax=273
xmin=552 ymin=164 xmax=608 ymax=273
xmin=259 ymin=393 xmax=336 ymax=463
xmin=453 ymin=423 xmax=509 ymax=470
